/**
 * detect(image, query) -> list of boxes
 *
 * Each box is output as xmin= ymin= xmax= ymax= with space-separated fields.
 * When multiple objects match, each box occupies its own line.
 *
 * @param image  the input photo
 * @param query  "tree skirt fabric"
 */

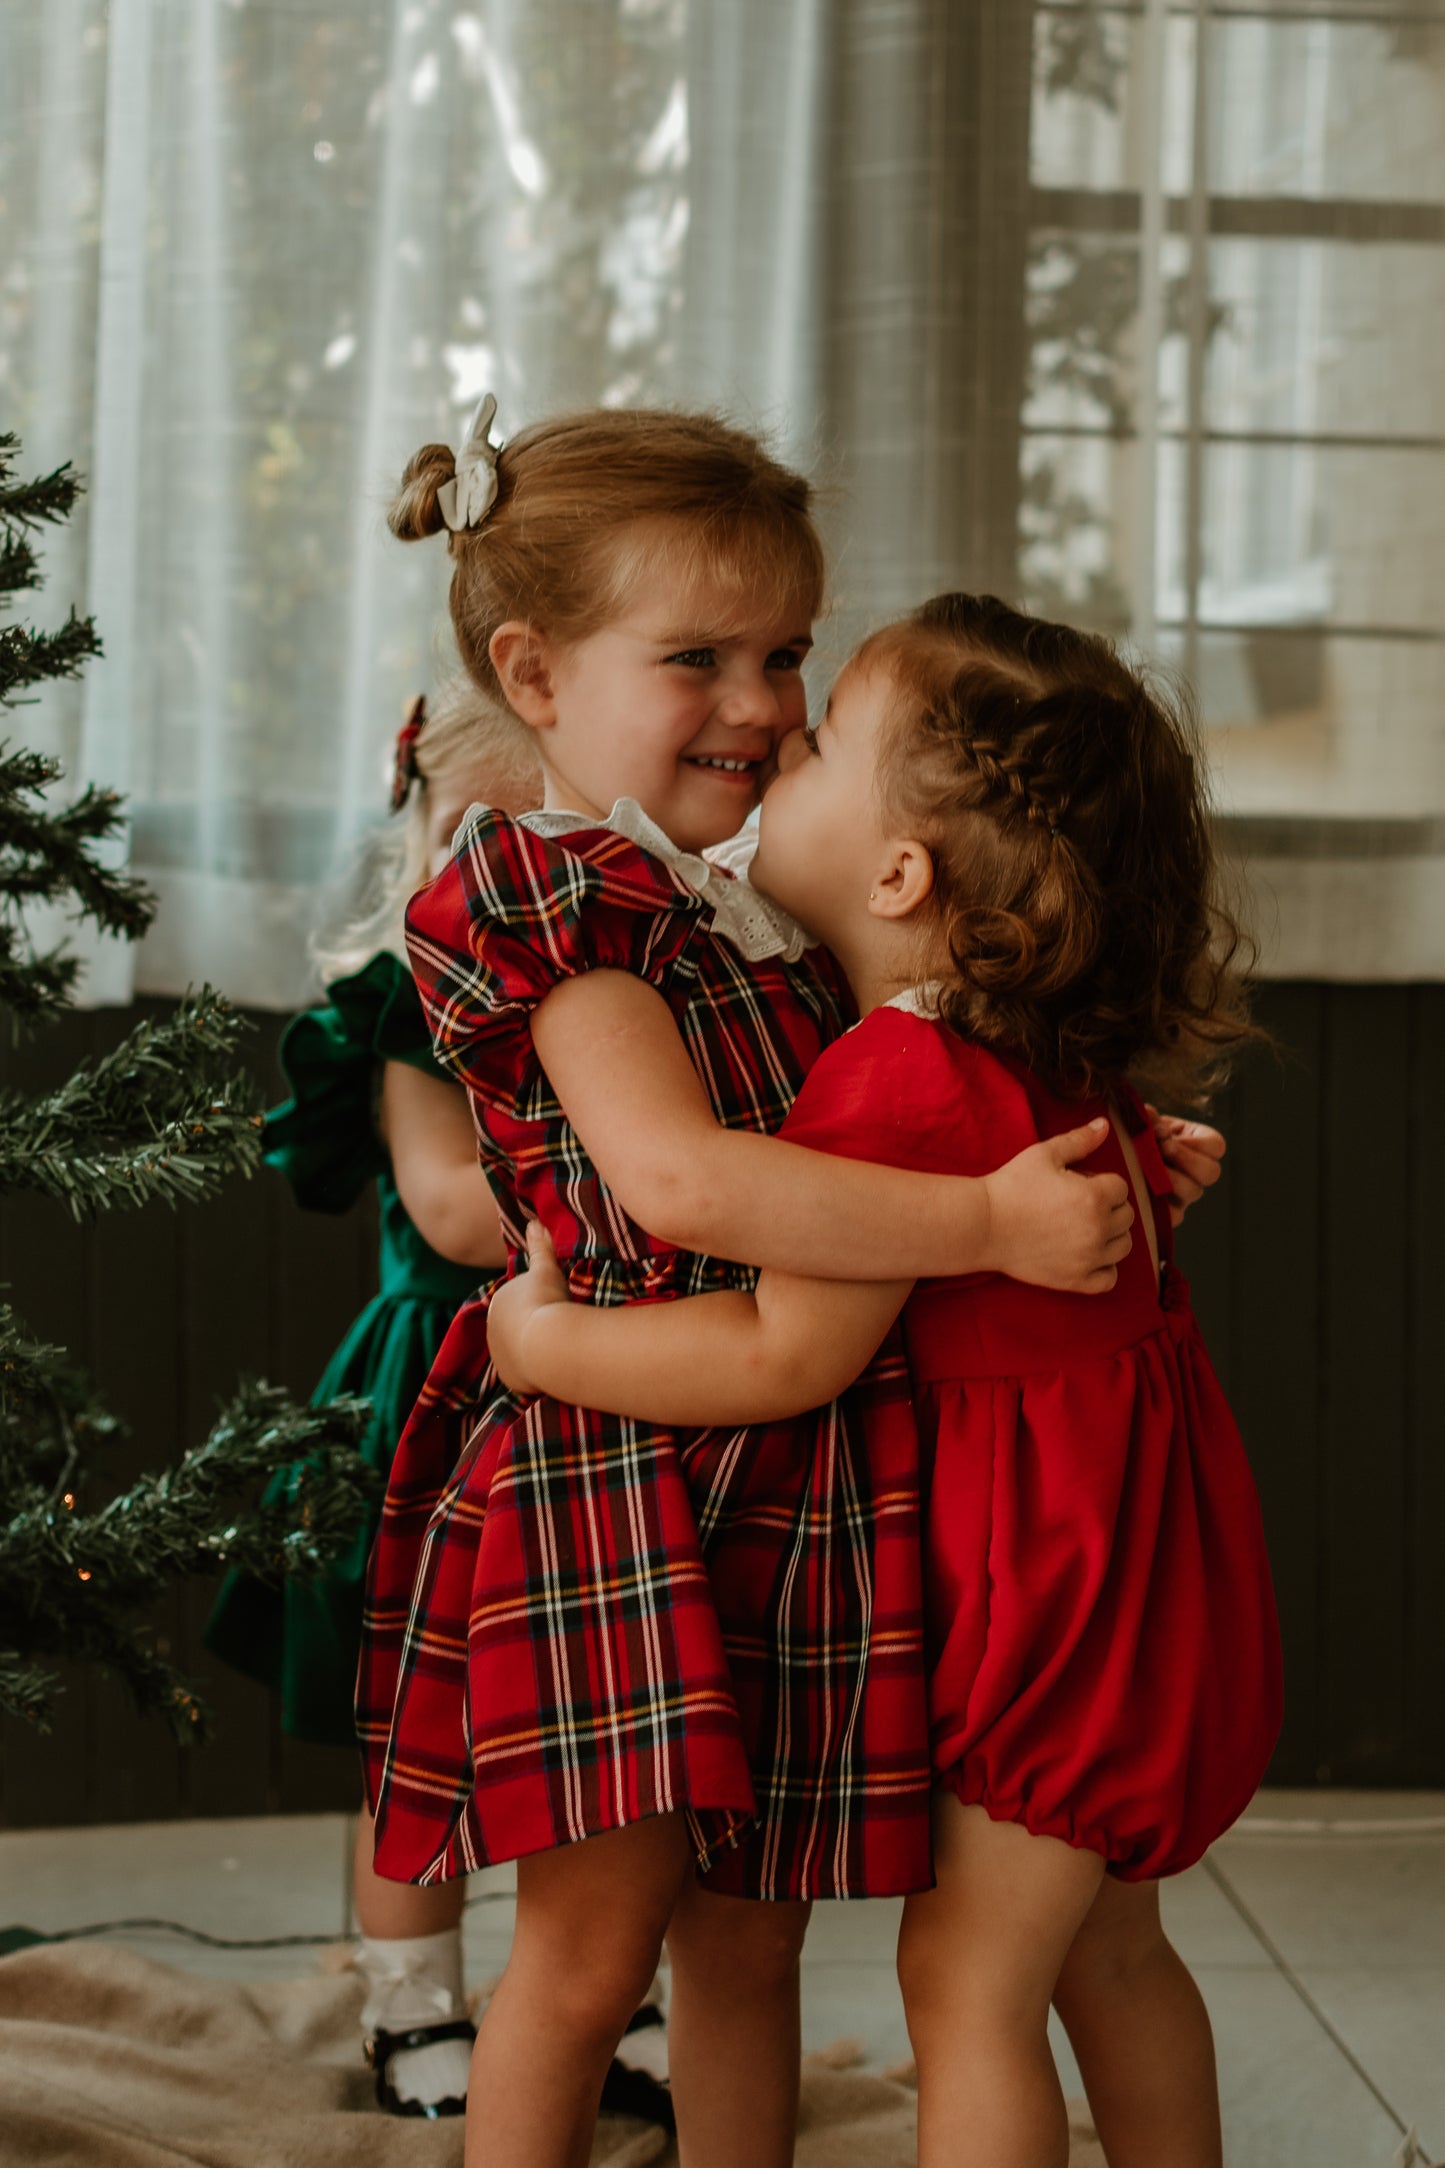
xmin=0 ymin=1942 xmax=1106 ymax=2166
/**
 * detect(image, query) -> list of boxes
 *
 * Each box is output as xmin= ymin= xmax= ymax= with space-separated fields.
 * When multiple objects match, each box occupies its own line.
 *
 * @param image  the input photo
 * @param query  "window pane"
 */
xmin=1158 ymin=630 xmax=1445 ymax=820
xmin=1194 ymin=239 xmax=1445 ymax=442
xmin=1210 ymin=15 xmax=1444 ymax=206
xmin=1156 ymin=442 xmax=1444 ymax=634
xmin=1019 ymin=432 xmax=1137 ymax=633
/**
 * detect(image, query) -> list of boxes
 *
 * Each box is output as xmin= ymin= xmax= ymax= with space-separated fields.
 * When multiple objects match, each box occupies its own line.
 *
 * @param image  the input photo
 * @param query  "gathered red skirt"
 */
xmin=912 ymin=1269 xmax=1282 ymax=1881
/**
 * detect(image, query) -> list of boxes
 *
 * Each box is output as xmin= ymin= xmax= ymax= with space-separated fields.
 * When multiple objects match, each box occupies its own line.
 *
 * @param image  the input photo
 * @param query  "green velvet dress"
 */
xmin=203 ymin=952 xmax=484 ymax=1747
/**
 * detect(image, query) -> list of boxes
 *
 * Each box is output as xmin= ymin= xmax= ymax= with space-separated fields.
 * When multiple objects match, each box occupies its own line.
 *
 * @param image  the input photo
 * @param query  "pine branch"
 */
xmin=25 ymin=986 xmax=251 ymax=1118
xmin=0 ymin=930 xmax=81 ymax=1024
xmin=0 ymin=533 xmax=40 ymax=600
xmin=0 ymin=447 xmax=85 ymax=533
xmin=0 ymin=1606 xmax=208 ymax=1740
xmin=0 ymin=743 xmax=61 ymax=793
xmin=0 ymin=1382 xmax=375 ymax=1601
xmin=0 ymin=992 xmax=266 ymax=1215
xmin=0 ymin=432 xmax=383 ymax=1754
xmin=0 ymin=1647 xmax=58 ymax=1728
xmin=0 ymin=612 xmax=103 ymax=707
xmin=0 ymin=1302 xmax=125 ymax=1499
xmin=0 ymin=747 xmax=154 ymax=945
xmin=0 ymin=1087 xmax=264 ymax=1216
xmin=0 ymin=1382 xmax=377 ymax=1739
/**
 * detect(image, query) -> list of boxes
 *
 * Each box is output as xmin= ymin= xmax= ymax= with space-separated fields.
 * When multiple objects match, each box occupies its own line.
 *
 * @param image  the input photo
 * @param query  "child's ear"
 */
xmin=868 ymin=838 xmax=935 ymax=921
xmin=489 ymin=622 xmax=556 ymax=729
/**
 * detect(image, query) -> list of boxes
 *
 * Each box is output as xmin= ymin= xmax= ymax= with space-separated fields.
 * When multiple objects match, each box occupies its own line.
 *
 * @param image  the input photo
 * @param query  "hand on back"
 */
xmin=983 ymin=1119 xmax=1134 ymax=1294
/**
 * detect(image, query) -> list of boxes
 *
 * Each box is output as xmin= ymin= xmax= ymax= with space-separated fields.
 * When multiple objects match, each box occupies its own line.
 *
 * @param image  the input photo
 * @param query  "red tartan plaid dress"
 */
xmin=357 ymin=802 xmax=932 ymax=1899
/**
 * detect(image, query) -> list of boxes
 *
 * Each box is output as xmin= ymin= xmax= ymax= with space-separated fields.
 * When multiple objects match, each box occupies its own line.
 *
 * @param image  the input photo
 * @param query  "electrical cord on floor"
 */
xmin=6 ymin=1888 xmax=515 ymax=1952
xmin=1230 ymin=1815 xmax=1445 ymax=1836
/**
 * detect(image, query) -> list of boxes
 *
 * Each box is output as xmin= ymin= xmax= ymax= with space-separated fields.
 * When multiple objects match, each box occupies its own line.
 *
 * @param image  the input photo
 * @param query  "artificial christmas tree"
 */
xmin=0 ymin=432 xmax=373 ymax=1744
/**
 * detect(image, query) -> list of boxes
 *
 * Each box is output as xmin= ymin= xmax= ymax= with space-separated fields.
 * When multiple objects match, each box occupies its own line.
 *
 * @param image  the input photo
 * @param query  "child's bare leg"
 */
xmin=352 ymin=1803 xmax=471 ymax=2110
xmin=353 ymin=1801 xmax=465 ymax=1937
xmin=897 ymin=1798 xmax=1106 ymax=2168
xmin=466 ymin=1813 xmax=693 ymax=2168
xmin=665 ymin=1879 xmax=812 ymax=2168
xmin=1053 ymin=1876 xmax=1222 ymax=2168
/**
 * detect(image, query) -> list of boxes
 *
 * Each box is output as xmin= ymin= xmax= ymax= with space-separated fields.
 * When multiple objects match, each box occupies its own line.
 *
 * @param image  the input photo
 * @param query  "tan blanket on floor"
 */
xmin=0 ymin=1942 xmax=1105 ymax=2166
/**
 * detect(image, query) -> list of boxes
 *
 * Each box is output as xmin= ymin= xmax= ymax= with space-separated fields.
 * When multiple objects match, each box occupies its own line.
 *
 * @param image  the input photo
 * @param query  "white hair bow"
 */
xmin=438 ymin=392 xmax=502 ymax=532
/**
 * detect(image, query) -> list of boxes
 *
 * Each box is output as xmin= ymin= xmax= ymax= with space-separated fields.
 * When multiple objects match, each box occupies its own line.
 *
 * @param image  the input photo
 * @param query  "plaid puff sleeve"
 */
xmin=404 ymin=808 xmax=708 ymax=1102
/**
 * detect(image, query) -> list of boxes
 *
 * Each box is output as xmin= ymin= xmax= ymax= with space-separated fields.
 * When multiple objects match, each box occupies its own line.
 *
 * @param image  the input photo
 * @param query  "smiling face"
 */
xmin=493 ymin=544 xmax=813 ymax=855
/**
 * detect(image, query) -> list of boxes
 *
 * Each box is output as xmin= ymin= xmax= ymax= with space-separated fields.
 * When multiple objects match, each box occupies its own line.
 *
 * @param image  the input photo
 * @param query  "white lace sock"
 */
xmin=615 ymin=1970 xmax=669 ymax=2082
xmin=357 ymin=1927 xmax=472 ymax=2111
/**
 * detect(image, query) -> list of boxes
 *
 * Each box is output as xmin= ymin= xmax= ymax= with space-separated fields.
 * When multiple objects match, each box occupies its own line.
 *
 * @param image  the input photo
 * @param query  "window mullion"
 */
xmin=1182 ymin=0 xmax=1213 ymax=692
xmin=1131 ymin=0 xmax=1170 ymax=653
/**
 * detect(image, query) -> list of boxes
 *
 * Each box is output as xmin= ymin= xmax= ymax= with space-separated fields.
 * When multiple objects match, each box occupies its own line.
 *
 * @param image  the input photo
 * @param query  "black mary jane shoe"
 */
xmin=599 ymin=2004 xmax=675 ymax=2132
xmin=364 ymin=2017 xmax=477 ymax=2118
xmin=599 ymin=2055 xmax=676 ymax=2132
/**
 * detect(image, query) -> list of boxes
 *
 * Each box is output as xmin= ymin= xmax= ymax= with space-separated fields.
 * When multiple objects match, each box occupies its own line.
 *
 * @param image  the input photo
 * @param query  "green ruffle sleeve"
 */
xmin=206 ymin=949 xmax=488 ymax=1745
xmin=262 ymin=950 xmax=445 ymax=1215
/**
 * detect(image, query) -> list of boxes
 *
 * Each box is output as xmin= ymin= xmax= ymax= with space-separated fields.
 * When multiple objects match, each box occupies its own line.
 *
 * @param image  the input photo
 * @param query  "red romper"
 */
xmin=357 ymin=807 xmax=932 ymax=1899
xmin=781 ymin=998 xmax=1283 ymax=1879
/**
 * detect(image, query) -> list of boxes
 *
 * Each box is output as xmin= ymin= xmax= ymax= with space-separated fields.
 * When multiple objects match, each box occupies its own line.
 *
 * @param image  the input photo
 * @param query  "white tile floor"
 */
xmin=2 ymin=1789 xmax=1442 ymax=2167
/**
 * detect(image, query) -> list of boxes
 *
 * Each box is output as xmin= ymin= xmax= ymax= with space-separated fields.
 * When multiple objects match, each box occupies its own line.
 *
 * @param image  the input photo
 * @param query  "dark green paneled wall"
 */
xmin=1 ymin=985 xmax=1441 ymax=1827
xmin=0 ymin=1006 xmax=370 ymax=1827
xmin=1174 ymin=984 xmax=1445 ymax=1789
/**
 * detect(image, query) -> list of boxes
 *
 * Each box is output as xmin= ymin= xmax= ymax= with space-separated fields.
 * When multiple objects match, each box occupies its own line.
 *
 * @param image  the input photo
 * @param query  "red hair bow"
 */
xmin=391 ymin=694 xmax=426 ymax=813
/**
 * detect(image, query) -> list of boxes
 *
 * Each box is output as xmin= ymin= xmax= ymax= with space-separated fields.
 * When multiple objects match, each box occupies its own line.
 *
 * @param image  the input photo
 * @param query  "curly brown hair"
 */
xmin=863 ymin=593 xmax=1260 ymax=1107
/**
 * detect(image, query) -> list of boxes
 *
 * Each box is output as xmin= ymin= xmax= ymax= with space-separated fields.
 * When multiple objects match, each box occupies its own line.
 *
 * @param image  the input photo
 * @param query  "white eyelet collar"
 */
xmin=514 ymin=797 xmax=816 ymax=964
xmin=884 ymin=982 xmax=946 ymax=1018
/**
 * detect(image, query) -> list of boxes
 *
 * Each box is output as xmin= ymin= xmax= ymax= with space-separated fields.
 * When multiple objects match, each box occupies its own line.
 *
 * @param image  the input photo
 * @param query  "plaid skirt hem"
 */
xmin=360 ymin=1317 xmax=935 ymax=1900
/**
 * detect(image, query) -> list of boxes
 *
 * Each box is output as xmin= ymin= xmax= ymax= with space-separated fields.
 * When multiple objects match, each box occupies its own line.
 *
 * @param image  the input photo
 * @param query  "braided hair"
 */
xmin=863 ymin=593 xmax=1260 ymax=1106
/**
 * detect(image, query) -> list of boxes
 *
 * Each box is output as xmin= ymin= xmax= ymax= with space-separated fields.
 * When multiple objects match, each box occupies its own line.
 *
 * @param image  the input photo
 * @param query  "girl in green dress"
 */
xmin=206 ymin=685 xmax=536 ymax=2117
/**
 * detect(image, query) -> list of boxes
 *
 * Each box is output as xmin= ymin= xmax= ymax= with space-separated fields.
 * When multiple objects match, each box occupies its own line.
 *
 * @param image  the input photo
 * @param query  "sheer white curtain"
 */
xmin=4 ymin=0 xmax=692 ymax=1002
xmin=3 ymin=0 xmax=1442 ymax=1001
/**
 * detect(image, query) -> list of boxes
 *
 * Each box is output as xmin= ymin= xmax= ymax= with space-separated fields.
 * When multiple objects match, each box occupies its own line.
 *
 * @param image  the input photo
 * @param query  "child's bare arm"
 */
xmin=488 ymin=1223 xmax=910 ymax=1424
xmin=530 ymin=970 xmax=1132 ymax=1291
xmin=380 ymin=1061 xmax=507 ymax=1270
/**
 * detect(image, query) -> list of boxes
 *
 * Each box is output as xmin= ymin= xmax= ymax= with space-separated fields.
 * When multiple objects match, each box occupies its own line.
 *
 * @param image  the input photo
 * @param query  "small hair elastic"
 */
xmin=438 ymin=391 xmax=502 ymax=533
xmin=391 ymin=693 xmax=426 ymax=813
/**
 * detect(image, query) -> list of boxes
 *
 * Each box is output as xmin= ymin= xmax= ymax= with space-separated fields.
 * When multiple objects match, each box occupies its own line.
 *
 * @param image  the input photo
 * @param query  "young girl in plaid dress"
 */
xmin=356 ymin=407 xmax=1203 ymax=2166
xmin=491 ymin=594 xmax=1280 ymax=2168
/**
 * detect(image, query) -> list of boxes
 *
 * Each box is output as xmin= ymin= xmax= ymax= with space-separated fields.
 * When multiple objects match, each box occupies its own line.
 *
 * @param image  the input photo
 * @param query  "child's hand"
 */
xmin=1146 ymin=1107 xmax=1226 ymax=1228
xmin=983 ymin=1119 xmax=1134 ymax=1293
xmin=485 ymin=1222 xmax=574 ymax=1392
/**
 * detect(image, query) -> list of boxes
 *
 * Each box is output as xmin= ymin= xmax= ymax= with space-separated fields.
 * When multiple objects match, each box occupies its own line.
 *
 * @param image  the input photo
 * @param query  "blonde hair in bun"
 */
xmin=388 ymin=443 xmax=458 ymax=544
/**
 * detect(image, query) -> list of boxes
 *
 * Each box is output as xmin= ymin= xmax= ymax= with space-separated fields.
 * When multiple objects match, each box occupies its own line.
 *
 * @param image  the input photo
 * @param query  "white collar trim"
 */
xmin=884 ymin=982 xmax=946 ymax=1019
xmin=515 ymin=797 xmax=816 ymax=965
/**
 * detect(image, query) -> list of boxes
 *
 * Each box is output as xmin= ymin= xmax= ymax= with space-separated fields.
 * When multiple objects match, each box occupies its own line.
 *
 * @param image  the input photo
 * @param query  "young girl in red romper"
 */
xmin=491 ymin=592 xmax=1282 ymax=2168
xmin=354 ymin=409 xmax=1218 ymax=2167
